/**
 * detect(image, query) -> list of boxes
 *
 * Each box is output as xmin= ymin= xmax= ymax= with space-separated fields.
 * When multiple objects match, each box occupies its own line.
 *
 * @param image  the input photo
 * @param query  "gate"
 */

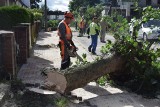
xmin=0 ymin=34 xmax=4 ymax=77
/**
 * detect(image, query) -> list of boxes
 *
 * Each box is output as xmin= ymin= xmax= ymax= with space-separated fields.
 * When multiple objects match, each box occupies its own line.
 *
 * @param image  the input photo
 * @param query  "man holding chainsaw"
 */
xmin=58 ymin=11 xmax=77 ymax=70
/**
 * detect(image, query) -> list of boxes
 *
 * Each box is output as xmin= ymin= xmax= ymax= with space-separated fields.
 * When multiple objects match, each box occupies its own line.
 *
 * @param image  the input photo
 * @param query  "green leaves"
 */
xmin=100 ymin=6 xmax=160 ymax=96
xmin=47 ymin=20 xmax=59 ymax=28
xmin=97 ymin=76 xmax=107 ymax=86
xmin=100 ymin=40 xmax=113 ymax=55
xmin=0 ymin=6 xmax=33 ymax=30
xmin=133 ymin=42 xmax=138 ymax=47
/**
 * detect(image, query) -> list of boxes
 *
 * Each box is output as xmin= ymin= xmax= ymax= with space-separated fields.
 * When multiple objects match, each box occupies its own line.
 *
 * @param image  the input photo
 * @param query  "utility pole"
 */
xmin=44 ymin=0 xmax=47 ymax=31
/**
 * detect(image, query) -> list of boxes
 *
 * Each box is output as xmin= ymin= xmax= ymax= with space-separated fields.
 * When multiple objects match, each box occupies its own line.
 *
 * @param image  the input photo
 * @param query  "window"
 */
xmin=158 ymin=0 xmax=160 ymax=4
xmin=146 ymin=0 xmax=151 ymax=6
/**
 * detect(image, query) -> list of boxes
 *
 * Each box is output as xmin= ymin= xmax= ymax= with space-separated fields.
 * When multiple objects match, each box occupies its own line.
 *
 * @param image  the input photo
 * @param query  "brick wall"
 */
xmin=0 ymin=31 xmax=16 ymax=77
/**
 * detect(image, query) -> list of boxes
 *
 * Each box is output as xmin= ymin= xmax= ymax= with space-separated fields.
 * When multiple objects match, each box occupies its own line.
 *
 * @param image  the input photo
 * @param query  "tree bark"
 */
xmin=44 ymin=55 xmax=125 ymax=94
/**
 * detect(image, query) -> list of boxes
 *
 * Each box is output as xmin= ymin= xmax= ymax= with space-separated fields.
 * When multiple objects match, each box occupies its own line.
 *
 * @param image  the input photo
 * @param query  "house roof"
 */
xmin=47 ymin=10 xmax=65 ymax=15
xmin=17 ymin=0 xmax=30 ymax=8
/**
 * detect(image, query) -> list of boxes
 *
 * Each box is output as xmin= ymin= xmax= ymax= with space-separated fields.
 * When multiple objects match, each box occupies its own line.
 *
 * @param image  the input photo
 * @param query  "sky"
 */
xmin=40 ymin=0 xmax=71 ymax=11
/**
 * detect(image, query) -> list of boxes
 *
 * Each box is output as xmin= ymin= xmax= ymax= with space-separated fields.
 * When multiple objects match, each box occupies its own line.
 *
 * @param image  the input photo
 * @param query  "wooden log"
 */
xmin=44 ymin=55 xmax=125 ymax=94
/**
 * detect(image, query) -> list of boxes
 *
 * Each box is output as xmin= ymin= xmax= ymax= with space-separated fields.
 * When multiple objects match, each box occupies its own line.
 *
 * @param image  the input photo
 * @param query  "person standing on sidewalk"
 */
xmin=58 ymin=11 xmax=76 ymax=70
xmin=100 ymin=17 xmax=107 ymax=43
xmin=75 ymin=19 xmax=78 ymax=30
xmin=88 ymin=17 xmax=100 ymax=55
xmin=79 ymin=18 xmax=85 ymax=36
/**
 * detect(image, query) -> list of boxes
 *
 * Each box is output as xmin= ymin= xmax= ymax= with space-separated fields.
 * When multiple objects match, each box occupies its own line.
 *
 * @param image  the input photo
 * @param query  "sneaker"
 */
xmin=101 ymin=41 xmax=106 ymax=43
xmin=88 ymin=47 xmax=91 ymax=52
xmin=92 ymin=51 xmax=97 ymax=55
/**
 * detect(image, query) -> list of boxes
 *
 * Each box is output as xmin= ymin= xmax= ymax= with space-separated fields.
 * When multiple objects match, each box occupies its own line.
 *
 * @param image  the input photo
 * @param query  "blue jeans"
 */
xmin=89 ymin=34 xmax=98 ymax=52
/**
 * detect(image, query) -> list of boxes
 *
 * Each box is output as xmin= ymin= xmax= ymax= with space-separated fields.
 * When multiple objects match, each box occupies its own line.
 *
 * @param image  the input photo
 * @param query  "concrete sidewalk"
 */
xmin=17 ymin=30 xmax=92 ymax=85
xmin=16 ymin=30 xmax=160 ymax=107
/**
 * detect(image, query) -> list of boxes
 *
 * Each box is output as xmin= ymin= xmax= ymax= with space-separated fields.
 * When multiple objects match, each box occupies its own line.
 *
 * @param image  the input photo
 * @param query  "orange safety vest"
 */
xmin=79 ymin=20 xmax=85 ymax=28
xmin=58 ymin=20 xmax=72 ymax=40
xmin=57 ymin=20 xmax=72 ymax=60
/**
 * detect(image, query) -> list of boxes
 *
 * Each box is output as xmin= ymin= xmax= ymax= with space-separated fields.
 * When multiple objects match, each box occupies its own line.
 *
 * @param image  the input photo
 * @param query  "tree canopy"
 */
xmin=69 ymin=0 xmax=101 ymax=12
xmin=30 ymin=0 xmax=42 ymax=9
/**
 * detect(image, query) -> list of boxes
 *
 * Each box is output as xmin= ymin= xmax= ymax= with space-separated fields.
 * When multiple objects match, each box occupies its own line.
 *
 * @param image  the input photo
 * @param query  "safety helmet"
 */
xmin=64 ymin=11 xmax=74 ymax=19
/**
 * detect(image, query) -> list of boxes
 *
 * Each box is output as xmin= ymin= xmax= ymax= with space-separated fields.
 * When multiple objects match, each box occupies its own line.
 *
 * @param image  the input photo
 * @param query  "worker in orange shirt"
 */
xmin=79 ymin=17 xmax=85 ymax=36
xmin=57 ymin=12 xmax=77 ymax=70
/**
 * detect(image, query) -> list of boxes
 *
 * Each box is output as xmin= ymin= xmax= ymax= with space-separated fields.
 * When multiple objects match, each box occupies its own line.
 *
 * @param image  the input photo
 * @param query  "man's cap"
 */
xmin=64 ymin=11 xmax=74 ymax=19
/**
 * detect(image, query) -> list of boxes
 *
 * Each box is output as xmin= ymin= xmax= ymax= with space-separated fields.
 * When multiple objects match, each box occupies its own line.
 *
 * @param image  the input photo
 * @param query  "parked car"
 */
xmin=130 ymin=19 xmax=160 ymax=41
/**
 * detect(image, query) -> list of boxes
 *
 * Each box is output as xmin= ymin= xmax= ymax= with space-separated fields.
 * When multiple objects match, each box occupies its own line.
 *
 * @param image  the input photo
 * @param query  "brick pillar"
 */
xmin=19 ymin=23 xmax=32 ymax=57
xmin=36 ymin=20 xmax=41 ymax=32
xmin=14 ymin=26 xmax=28 ymax=65
xmin=0 ymin=30 xmax=17 ymax=78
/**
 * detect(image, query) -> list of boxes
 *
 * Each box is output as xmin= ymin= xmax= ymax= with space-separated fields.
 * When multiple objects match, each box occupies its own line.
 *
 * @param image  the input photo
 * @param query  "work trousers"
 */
xmin=89 ymin=34 xmax=98 ymax=52
xmin=59 ymin=41 xmax=70 ymax=70
xmin=100 ymin=30 xmax=106 ymax=41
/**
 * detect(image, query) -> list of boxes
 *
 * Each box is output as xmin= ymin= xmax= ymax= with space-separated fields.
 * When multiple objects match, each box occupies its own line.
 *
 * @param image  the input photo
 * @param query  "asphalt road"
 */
xmin=72 ymin=31 xmax=115 ymax=56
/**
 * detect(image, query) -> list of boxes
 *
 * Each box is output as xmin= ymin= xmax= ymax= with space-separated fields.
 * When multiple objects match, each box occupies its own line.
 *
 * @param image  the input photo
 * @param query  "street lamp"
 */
xmin=44 ymin=0 xmax=47 ymax=31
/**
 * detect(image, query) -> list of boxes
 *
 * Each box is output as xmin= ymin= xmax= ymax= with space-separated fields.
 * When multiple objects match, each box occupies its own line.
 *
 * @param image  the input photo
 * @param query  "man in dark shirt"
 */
xmin=58 ymin=12 xmax=76 ymax=70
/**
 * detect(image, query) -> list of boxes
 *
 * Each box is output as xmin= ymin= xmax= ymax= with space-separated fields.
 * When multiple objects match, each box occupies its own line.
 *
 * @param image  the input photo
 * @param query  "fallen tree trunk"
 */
xmin=44 ymin=55 xmax=125 ymax=94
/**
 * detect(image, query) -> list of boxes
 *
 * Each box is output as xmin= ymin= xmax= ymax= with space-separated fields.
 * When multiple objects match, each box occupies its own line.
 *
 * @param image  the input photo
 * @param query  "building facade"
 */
xmin=47 ymin=10 xmax=64 ymax=20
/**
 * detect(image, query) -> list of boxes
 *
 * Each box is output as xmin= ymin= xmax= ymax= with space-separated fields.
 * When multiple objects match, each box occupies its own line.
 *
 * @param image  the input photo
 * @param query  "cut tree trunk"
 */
xmin=44 ymin=55 xmax=125 ymax=94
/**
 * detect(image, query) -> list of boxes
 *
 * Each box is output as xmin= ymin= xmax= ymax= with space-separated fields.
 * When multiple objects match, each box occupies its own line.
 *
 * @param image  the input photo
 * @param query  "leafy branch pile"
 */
xmin=101 ymin=7 xmax=160 ymax=97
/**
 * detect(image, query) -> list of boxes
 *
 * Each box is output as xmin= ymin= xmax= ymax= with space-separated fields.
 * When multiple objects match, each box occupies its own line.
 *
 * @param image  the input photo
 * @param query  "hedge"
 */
xmin=0 ymin=6 xmax=34 ymax=30
xmin=47 ymin=20 xmax=59 ymax=28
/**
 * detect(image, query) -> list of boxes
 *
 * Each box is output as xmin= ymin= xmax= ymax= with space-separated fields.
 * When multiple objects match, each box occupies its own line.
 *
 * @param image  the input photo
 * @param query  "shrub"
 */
xmin=27 ymin=8 xmax=42 ymax=21
xmin=47 ymin=20 xmax=59 ymax=28
xmin=0 ymin=6 xmax=34 ymax=30
xmin=33 ymin=12 xmax=42 ymax=21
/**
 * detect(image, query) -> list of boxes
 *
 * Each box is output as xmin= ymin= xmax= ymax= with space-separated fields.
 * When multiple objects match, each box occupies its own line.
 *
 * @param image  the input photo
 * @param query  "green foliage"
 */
xmin=101 ymin=40 xmax=113 ymax=56
xmin=75 ymin=53 xmax=89 ymax=65
xmin=0 ymin=6 xmax=34 ymax=30
xmin=101 ymin=7 xmax=160 ymax=96
xmin=54 ymin=97 xmax=68 ymax=107
xmin=28 ymin=8 xmax=43 ymax=21
xmin=69 ymin=0 xmax=101 ymax=12
xmin=33 ymin=12 xmax=42 ymax=21
xmin=97 ymin=76 xmax=107 ymax=86
xmin=84 ymin=4 xmax=103 ymax=23
xmin=47 ymin=20 xmax=59 ymax=28
xmin=142 ymin=6 xmax=160 ymax=21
